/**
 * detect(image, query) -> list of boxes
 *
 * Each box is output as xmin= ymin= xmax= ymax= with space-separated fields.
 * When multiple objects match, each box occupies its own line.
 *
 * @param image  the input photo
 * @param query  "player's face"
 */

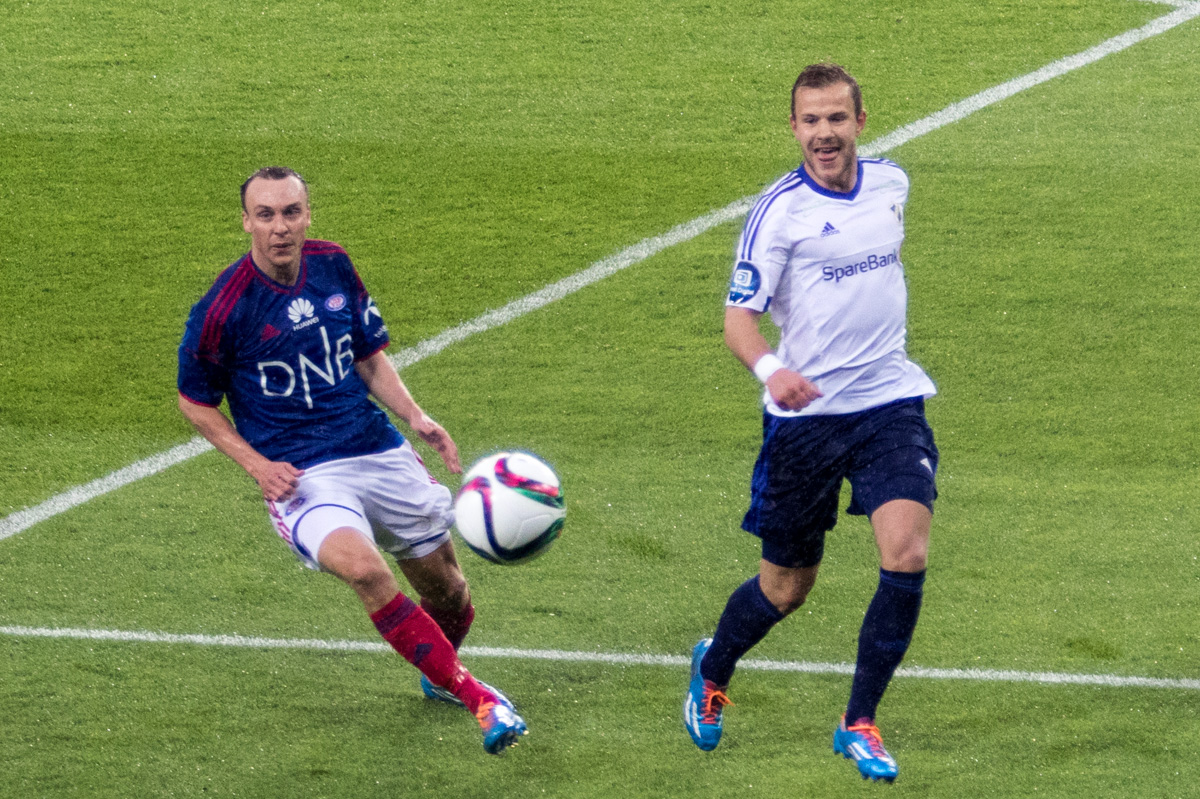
xmin=242 ymin=176 xmax=312 ymax=277
xmin=790 ymin=82 xmax=866 ymax=193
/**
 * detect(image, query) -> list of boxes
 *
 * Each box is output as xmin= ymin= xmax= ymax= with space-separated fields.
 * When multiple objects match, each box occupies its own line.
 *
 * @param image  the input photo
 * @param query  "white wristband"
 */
xmin=752 ymin=353 xmax=785 ymax=384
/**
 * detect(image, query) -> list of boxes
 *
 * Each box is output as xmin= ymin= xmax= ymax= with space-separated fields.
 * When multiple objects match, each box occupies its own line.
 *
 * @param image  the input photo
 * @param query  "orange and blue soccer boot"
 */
xmin=476 ymin=696 xmax=527 ymax=755
xmin=833 ymin=715 xmax=899 ymax=781
xmin=683 ymin=638 xmax=733 ymax=751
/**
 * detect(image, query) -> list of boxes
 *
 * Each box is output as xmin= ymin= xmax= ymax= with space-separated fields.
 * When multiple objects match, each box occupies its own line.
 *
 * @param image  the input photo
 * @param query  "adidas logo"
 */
xmin=820 ymin=222 xmax=839 ymax=237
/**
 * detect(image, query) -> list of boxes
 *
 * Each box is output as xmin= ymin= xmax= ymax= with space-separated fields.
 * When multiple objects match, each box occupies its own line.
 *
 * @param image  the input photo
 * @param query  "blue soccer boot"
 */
xmin=682 ymin=638 xmax=733 ymax=751
xmin=476 ymin=697 xmax=527 ymax=755
xmin=833 ymin=715 xmax=899 ymax=781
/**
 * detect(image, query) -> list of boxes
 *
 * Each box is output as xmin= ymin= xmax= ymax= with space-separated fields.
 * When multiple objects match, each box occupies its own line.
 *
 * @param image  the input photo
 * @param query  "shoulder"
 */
xmin=743 ymin=169 xmax=807 ymax=233
xmin=303 ymin=239 xmax=348 ymax=258
xmin=183 ymin=255 xmax=256 ymax=357
xmin=751 ymin=169 xmax=807 ymax=213
xmin=860 ymin=157 xmax=909 ymax=186
xmin=189 ymin=255 xmax=254 ymax=317
xmin=303 ymin=239 xmax=367 ymax=295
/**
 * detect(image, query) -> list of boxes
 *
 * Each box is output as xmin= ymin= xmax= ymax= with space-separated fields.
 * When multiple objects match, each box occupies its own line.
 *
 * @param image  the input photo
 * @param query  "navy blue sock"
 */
xmin=700 ymin=575 xmax=786 ymax=686
xmin=845 ymin=568 xmax=925 ymax=723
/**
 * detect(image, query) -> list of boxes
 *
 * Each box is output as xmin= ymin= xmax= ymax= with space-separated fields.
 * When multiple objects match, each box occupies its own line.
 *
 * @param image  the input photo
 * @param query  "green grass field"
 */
xmin=2 ymin=1 xmax=1198 ymax=796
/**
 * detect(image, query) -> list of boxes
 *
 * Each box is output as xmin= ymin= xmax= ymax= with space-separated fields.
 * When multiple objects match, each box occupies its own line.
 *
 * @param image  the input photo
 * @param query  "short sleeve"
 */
xmin=348 ymin=262 xmax=391 ymax=360
xmin=177 ymin=301 xmax=229 ymax=407
xmin=726 ymin=190 xmax=792 ymax=312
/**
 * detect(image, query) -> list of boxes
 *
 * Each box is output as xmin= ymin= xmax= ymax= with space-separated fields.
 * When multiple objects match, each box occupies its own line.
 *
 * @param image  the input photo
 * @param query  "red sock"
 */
xmin=420 ymin=598 xmax=475 ymax=650
xmin=370 ymin=592 xmax=492 ymax=714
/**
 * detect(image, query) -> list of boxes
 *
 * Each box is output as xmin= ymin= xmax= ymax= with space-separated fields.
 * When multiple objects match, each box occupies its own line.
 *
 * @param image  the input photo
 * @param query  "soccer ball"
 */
xmin=453 ymin=452 xmax=565 ymax=564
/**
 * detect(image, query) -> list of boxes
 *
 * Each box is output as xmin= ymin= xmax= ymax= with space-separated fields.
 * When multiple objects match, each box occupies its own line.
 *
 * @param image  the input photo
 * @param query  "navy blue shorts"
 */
xmin=742 ymin=397 xmax=938 ymax=569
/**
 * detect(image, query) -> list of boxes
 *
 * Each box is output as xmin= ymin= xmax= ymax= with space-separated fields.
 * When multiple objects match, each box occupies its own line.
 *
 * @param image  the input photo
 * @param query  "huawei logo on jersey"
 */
xmin=287 ymin=298 xmax=320 ymax=331
xmin=287 ymin=298 xmax=315 ymax=323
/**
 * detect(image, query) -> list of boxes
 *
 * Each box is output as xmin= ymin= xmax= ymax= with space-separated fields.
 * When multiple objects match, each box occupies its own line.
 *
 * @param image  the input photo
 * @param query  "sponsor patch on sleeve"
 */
xmin=728 ymin=261 xmax=762 ymax=304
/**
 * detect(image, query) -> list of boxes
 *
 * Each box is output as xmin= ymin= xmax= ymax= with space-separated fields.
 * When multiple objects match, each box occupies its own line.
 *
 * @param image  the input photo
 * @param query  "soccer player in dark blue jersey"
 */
xmin=178 ymin=167 xmax=525 ymax=755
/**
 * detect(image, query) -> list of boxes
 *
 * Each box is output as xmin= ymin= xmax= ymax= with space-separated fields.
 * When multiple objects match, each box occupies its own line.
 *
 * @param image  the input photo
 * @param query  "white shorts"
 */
xmin=264 ymin=442 xmax=454 ymax=570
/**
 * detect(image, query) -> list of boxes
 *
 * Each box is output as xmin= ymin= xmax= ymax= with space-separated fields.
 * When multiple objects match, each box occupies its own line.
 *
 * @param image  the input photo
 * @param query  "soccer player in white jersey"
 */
xmin=683 ymin=64 xmax=938 ymax=782
xmin=177 ymin=167 xmax=526 ymax=755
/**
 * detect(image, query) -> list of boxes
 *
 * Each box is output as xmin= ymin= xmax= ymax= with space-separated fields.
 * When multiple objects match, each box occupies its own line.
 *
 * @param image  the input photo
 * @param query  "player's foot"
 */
xmin=421 ymin=675 xmax=512 ymax=709
xmin=833 ymin=715 xmax=899 ymax=782
xmin=476 ymin=697 xmax=527 ymax=755
xmin=683 ymin=638 xmax=732 ymax=751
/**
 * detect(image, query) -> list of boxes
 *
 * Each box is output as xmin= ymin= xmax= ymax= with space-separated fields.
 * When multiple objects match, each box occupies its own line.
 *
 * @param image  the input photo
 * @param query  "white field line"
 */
xmin=2 ymin=624 xmax=1197 ymax=691
xmin=2 ymin=4 xmax=1198 ymax=545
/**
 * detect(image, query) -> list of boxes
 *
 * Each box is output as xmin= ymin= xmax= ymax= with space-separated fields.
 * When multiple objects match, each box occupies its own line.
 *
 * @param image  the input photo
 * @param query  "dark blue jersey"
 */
xmin=178 ymin=239 xmax=403 ymax=469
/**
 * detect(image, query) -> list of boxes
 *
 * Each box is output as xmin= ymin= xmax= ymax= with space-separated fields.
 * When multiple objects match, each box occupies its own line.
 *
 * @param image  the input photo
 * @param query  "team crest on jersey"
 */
xmin=892 ymin=203 xmax=905 ymax=225
xmin=324 ymin=293 xmax=347 ymax=312
xmin=728 ymin=261 xmax=761 ymax=304
xmin=287 ymin=298 xmax=320 ymax=330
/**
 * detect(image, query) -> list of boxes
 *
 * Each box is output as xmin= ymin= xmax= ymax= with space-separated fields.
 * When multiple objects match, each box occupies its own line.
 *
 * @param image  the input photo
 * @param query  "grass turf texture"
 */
xmin=2 ymin=0 xmax=1199 ymax=797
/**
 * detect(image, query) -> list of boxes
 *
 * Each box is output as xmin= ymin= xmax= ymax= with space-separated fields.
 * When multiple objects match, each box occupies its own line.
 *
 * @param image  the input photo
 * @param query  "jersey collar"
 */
xmin=796 ymin=159 xmax=864 ymax=201
xmin=245 ymin=250 xmax=309 ymax=295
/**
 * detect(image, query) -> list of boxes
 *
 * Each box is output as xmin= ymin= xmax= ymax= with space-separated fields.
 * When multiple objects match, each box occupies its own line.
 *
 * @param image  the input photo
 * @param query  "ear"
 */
xmin=242 ymin=211 xmax=253 ymax=234
xmin=855 ymin=109 xmax=867 ymax=136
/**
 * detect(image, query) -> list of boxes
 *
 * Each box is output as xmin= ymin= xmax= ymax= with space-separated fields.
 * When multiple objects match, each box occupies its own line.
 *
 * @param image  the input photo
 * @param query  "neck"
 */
xmin=253 ymin=252 xmax=301 ymax=286
xmin=804 ymin=161 xmax=857 ymax=194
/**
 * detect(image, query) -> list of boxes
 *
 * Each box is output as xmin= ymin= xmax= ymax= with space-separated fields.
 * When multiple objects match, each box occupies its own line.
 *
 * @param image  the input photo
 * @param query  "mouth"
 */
xmin=812 ymin=143 xmax=842 ymax=164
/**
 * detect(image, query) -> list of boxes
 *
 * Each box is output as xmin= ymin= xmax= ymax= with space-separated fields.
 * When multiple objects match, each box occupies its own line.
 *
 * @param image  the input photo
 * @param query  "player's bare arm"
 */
xmin=177 ymin=395 xmax=303 ymax=500
xmin=723 ymin=306 xmax=823 ymax=411
xmin=354 ymin=351 xmax=462 ymax=474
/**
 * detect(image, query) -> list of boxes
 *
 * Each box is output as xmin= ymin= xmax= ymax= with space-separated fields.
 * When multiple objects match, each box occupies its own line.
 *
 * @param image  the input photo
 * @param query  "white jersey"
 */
xmin=727 ymin=158 xmax=936 ymax=416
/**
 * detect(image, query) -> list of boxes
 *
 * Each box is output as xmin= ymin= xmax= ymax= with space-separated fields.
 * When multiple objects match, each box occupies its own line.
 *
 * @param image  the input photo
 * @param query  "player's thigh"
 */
xmin=344 ymin=443 xmax=457 ymax=560
xmin=870 ymin=499 xmax=931 ymax=572
xmin=265 ymin=474 xmax=374 ymax=571
xmin=316 ymin=528 xmax=402 ymax=612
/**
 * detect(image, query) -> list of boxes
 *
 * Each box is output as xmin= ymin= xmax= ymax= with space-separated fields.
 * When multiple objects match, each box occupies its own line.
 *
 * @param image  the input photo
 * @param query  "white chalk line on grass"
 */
xmin=2 ymin=624 xmax=1197 ymax=692
xmin=3 ymin=3 xmax=1198 ymax=547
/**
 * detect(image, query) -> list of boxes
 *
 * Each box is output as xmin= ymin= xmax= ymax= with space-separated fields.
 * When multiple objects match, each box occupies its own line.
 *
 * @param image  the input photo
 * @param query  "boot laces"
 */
xmin=847 ymin=720 xmax=888 ymax=758
xmin=700 ymin=683 xmax=733 ymax=723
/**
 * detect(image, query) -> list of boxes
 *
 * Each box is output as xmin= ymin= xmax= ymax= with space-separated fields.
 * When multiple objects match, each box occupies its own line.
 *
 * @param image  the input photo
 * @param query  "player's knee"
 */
xmin=338 ymin=559 xmax=395 ymax=598
xmin=421 ymin=572 xmax=469 ymax=612
xmin=761 ymin=579 xmax=812 ymax=616
xmin=882 ymin=542 xmax=928 ymax=573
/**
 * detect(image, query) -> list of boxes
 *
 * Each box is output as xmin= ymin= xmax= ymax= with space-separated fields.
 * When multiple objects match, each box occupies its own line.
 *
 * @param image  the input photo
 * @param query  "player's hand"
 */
xmin=410 ymin=414 xmax=462 ymax=474
xmin=251 ymin=460 xmax=305 ymax=501
xmin=765 ymin=369 xmax=824 ymax=411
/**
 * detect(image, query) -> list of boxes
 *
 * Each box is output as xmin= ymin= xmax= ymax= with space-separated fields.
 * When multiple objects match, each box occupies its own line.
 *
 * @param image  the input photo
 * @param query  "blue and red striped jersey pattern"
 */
xmin=178 ymin=240 xmax=402 ymax=469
